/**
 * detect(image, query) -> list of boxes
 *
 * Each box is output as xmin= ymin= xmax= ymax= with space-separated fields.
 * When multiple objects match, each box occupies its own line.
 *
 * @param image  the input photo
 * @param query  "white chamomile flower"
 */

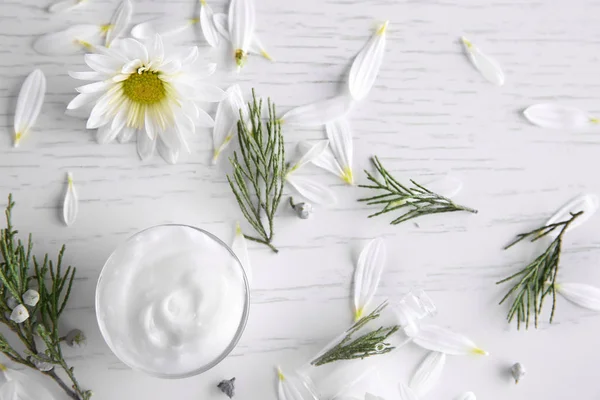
xmin=286 ymin=141 xmax=337 ymax=206
xmin=67 ymin=35 xmax=223 ymax=164
xmin=22 ymin=290 xmax=40 ymax=307
xmin=10 ymin=304 xmax=29 ymax=324
xmin=213 ymin=13 xmax=274 ymax=61
xmin=34 ymin=24 xmax=110 ymax=55
xmin=131 ymin=17 xmax=199 ymax=40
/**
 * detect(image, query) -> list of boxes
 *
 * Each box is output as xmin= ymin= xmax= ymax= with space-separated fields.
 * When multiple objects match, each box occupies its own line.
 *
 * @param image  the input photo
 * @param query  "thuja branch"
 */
xmin=311 ymin=302 xmax=400 ymax=366
xmin=497 ymin=211 xmax=583 ymax=330
xmin=358 ymin=156 xmax=477 ymax=225
xmin=0 ymin=194 xmax=91 ymax=400
xmin=227 ymin=89 xmax=286 ymax=253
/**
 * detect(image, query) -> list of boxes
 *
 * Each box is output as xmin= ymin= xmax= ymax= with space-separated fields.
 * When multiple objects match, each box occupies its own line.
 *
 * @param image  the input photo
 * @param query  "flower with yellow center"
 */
xmin=67 ymin=34 xmax=224 ymax=163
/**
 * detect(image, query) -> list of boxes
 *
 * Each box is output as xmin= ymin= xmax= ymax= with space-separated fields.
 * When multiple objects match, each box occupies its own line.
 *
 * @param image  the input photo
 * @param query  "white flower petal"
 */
xmin=34 ymin=25 xmax=102 ymax=55
xmin=413 ymin=325 xmax=488 ymax=356
xmin=63 ymin=172 xmax=79 ymax=226
xmin=105 ymin=0 xmax=133 ymax=48
xmin=409 ymin=351 xmax=446 ymax=396
xmin=22 ymin=290 xmax=40 ymax=307
xmin=10 ymin=305 xmax=29 ymax=324
xmin=298 ymin=141 xmax=343 ymax=179
xmin=352 ymin=237 xmax=386 ymax=321
xmin=69 ymin=71 xmax=104 ymax=81
xmin=213 ymin=13 xmax=229 ymax=39
xmin=192 ymin=83 xmax=226 ymax=102
xmin=277 ymin=368 xmax=303 ymax=400
xmin=348 ymin=21 xmax=388 ymax=101
xmin=200 ymin=0 xmax=220 ymax=47
xmin=461 ymin=36 xmax=504 ymax=86
xmin=118 ymin=38 xmax=149 ymax=64
xmin=137 ymin=129 xmax=156 ymax=161
xmin=424 ymin=176 xmax=463 ymax=199
xmin=118 ymin=127 xmax=136 ymax=143
xmin=67 ymin=92 xmax=99 ymax=111
xmin=158 ymin=138 xmax=180 ymax=164
xmin=232 ymin=222 xmax=252 ymax=285
xmin=545 ymin=194 xmax=598 ymax=237
xmin=280 ymin=95 xmax=354 ymax=127
xmin=289 ymin=140 xmax=329 ymax=173
xmin=454 ymin=392 xmax=476 ymax=400
xmin=326 ymin=118 xmax=354 ymax=184
xmin=228 ymin=0 xmax=256 ymax=70
xmin=286 ymin=174 xmax=337 ymax=206
xmin=556 ymin=282 xmax=600 ymax=311
xmin=131 ymin=18 xmax=195 ymax=40
xmin=76 ymin=80 xmax=111 ymax=94
xmin=398 ymin=383 xmax=419 ymax=400
xmin=13 ymin=69 xmax=46 ymax=147
xmin=48 ymin=0 xmax=85 ymax=13
xmin=523 ymin=103 xmax=598 ymax=130
xmin=212 ymin=84 xmax=243 ymax=163
xmin=96 ymin=123 xmax=122 ymax=144
xmin=213 ymin=13 xmax=273 ymax=61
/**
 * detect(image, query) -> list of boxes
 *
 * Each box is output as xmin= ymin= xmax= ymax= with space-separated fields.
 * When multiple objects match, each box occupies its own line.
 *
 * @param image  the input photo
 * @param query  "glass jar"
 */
xmin=296 ymin=291 xmax=436 ymax=400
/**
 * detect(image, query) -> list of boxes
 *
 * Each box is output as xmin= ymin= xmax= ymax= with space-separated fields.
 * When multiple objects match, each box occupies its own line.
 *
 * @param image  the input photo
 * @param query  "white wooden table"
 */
xmin=1 ymin=0 xmax=600 ymax=399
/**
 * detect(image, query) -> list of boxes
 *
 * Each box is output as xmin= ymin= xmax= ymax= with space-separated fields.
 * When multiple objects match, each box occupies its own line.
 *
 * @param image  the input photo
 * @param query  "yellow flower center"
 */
xmin=122 ymin=70 xmax=167 ymax=105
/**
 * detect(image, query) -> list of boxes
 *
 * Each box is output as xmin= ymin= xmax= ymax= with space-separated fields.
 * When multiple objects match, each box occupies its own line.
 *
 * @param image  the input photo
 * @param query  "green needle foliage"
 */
xmin=311 ymin=302 xmax=400 ymax=366
xmin=359 ymin=156 xmax=478 ymax=225
xmin=227 ymin=89 xmax=286 ymax=253
xmin=497 ymin=211 xmax=583 ymax=330
xmin=0 ymin=194 xmax=90 ymax=400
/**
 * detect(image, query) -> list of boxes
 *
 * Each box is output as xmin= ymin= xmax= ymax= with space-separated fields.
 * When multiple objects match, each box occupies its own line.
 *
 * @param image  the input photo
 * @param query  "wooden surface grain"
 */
xmin=1 ymin=0 xmax=600 ymax=399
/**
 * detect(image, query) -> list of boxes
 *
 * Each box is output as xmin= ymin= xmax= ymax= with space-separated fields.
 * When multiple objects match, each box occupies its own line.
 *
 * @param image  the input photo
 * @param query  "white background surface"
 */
xmin=1 ymin=0 xmax=600 ymax=399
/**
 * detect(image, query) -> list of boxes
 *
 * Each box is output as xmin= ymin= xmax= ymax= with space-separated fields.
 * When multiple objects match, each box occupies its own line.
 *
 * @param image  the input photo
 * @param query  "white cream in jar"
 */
xmin=96 ymin=225 xmax=248 ymax=378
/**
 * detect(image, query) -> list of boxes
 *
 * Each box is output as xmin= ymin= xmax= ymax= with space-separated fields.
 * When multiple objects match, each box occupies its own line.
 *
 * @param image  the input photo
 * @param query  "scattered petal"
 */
xmin=545 ymin=194 xmax=598 ymax=237
xmin=286 ymin=174 xmax=337 ymax=206
xmin=398 ymin=383 xmax=419 ymax=400
xmin=13 ymin=69 xmax=46 ymax=147
xmin=228 ymin=0 xmax=256 ymax=70
xmin=454 ymin=392 xmax=476 ymax=400
xmin=409 ymin=351 xmax=446 ymax=396
xmin=424 ymin=176 xmax=463 ymax=199
xmin=232 ymin=222 xmax=252 ymax=285
xmin=348 ymin=21 xmax=388 ymax=101
xmin=157 ymin=138 xmax=180 ymax=164
xmin=137 ymin=129 xmax=156 ymax=161
xmin=212 ymin=84 xmax=245 ymax=163
xmin=213 ymin=13 xmax=273 ymax=61
xmin=413 ymin=325 xmax=488 ymax=356
xmin=22 ymin=290 xmax=40 ymax=307
xmin=556 ymin=282 xmax=600 ymax=311
xmin=523 ymin=103 xmax=599 ymax=130
xmin=461 ymin=36 xmax=504 ymax=86
xmin=326 ymin=118 xmax=354 ymax=184
xmin=131 ymin=18 xmax=198 ymax=40
xmin=63 ymin=172 xmax=79 ymax=226
xmin=48 ymin=0 xmax=86 ymax=13
xmin=34 ymin=25 xmax=103 ymax=55
xmin=279 ymin=95 xmax=354 ymax=127
xmin=200 ymin=0 xmax=220 ymax=47
xmin=10 ymin=305 xmax=29 ymax=323
xmin=105 ymin=0 xmax=133 ymax=48
xmin=277 ymin=367 xmax=303 ymax=400
xmin=288 ymin=140 xmax=330 ymax=174
xmin=353 ymin=238 xmax=386 ymax=321
xmin=297 ymin=141 xmax=343 ymax=178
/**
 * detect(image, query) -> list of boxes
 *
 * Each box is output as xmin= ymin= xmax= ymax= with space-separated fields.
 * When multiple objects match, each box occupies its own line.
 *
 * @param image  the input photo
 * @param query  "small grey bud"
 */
xmin=217 ymin=377 xmax=235 ymax=398
xmin=30 ymin=356 xmax=54 ymax=372
xmin=65 ymin=329 xmax=87 ymax=349
xmin=295 ymin=203 xmax=312 ymax=219
xmin=511 ymin=362 xmax=526 ymax=384
xmin=6 ymin=297 xmax=18 ymax=310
